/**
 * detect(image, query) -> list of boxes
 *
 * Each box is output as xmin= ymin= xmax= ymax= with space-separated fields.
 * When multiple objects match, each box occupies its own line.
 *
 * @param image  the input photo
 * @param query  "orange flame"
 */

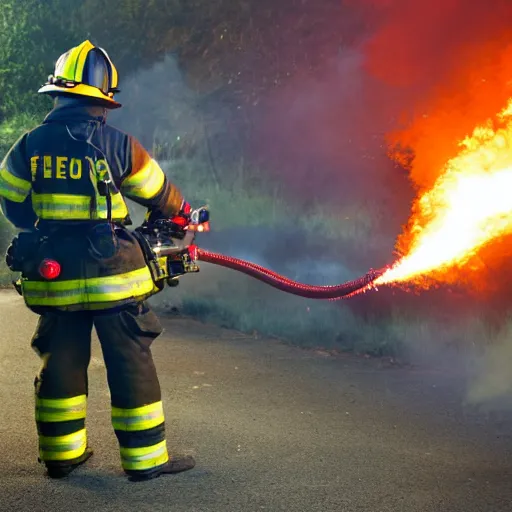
xmin=376 ymin=98 xmax=512 ymax=287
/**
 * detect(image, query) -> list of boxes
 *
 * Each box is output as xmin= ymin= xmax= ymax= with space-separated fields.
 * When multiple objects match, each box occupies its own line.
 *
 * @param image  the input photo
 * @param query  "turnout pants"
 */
xmin=31 ymin=302 xmax=170 ymax=476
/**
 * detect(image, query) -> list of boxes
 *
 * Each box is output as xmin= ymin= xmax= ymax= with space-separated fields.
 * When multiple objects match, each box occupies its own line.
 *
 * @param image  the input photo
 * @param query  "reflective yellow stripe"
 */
xmin=0 ymin=167 xmax=31 ymax=202
xmin=101 ymin=47 xmax=118 ymax=88
xmin=120 ymin=440 xmax=169 ymax=471
xmin=36 ymin=395 xmax=87 ymax=422
xmin=57 ymin=41 xmax=94 ymax=81
xmin=75 ymin=42 xmax=93 ymax=82
xmin=121 ymin=159 xmax=165 ymax=200
xmin=22 ymin=267 xmax=155 ymax=307
xmin=58 ymin=46 xmax=82 ymax=80
xmin=32 ymin=192 xmax=129 ymax=220
xmin=39 ymin=429 xmax=87 ymax=462
xmin=112 ymin=401 xmax=165 ymax=432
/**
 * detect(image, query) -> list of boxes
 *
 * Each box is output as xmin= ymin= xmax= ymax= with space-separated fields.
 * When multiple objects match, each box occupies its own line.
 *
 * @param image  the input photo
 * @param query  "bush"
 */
xmin=152 ymin=156 xmax=511 ymax=362
xmin=0 ymin=113 xmax=40 ymax=161
xmin=171 ymin=276 xmax=503 ymax=360
xmin=0 ymin=114 xmax=39 ymax=284
xmin=161 ymin=158 xmax=381 ymax=246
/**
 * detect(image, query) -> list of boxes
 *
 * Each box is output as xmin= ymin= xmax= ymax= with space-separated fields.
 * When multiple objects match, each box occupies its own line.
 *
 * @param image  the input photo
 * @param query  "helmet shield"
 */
xmin=82 ymin=49 xmax=111 ymax=95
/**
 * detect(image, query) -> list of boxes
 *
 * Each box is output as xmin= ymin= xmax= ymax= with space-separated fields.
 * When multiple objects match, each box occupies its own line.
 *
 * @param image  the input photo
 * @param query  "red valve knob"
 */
xmin=39 ymin=259 xmax=61 ymax=280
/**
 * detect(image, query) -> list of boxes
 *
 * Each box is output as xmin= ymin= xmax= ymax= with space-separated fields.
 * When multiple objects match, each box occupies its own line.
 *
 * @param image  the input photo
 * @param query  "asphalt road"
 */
xmin=1 ymin=290 xmax=512 ymax=512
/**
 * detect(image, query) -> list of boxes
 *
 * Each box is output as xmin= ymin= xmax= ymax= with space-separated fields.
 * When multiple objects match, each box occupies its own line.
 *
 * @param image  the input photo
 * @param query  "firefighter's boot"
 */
xmin=127 ymin=455 xmax=196 ymax=482
xmin=42 ymin=448 xmax=94 ymax=479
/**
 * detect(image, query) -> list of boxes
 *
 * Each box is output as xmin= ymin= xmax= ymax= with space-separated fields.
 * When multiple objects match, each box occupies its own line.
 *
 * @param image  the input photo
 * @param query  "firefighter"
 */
xmin=0 ymin=40 xmax=196 ymax=481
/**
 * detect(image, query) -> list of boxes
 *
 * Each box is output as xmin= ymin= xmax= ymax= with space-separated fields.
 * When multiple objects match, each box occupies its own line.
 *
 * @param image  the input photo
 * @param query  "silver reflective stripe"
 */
xmin=35 ymin=203 xmax=90 ymax=211
xmin=37 ymin=404 xmax=86 ymax=415
xmin=39 ymin=438 xmax=85 ymax=453
xmin=114 ymin=410 xmax=163 ymax=425
xmin=0 ymin=180 xmax=28 ymax=198
xmin=27 ymin=281 xmax=147 ymax=298
xmin=122 ymin=444 xmax=167 ymax=463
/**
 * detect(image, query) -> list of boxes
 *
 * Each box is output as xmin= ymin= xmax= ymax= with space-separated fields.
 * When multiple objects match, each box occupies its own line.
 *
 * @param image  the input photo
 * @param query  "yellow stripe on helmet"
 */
xmin=56 ymin=41 xmax=95 ymax=82
xmin=75 ymin=41 xmax=95 ymax=83
xmin=98 ymin=47 xmax=119 ymax=90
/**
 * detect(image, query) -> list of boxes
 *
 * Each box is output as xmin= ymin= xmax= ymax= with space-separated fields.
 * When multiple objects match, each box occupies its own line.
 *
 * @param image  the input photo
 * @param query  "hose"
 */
xmin=196 ymin=249 xmax=386 ymax=300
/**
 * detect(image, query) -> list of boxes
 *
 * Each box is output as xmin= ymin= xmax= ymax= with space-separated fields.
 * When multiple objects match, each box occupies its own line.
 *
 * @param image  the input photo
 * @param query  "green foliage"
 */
xmin=176 ymin=287 xmax=506 ymax=359
xmin=0 ymin=208 xmax=15 ymax=287
xmin=161 ymin=159 xmax=289 ymax=229
xmin=0 ymin=0 xmax=369 ymax=119
xmin=0 ymin=112 xmax=30 ymax=285
xmin=0 ymin=112 xmax=40 ymax=161
xmin=0 ymin=0 xmax=76 ymax=119
xmin=161 ymin=158 xmax=378 ymax=244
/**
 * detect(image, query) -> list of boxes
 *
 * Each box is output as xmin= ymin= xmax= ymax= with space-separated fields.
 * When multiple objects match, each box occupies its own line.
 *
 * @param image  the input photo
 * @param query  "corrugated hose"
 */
xmin=196 ymin=249 xmax=385 ymax=300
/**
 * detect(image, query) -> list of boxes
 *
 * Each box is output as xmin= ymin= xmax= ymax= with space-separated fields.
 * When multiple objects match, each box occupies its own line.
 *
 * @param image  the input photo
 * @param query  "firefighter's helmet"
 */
xmin=38 ymin=40 xmax=121 ymax=108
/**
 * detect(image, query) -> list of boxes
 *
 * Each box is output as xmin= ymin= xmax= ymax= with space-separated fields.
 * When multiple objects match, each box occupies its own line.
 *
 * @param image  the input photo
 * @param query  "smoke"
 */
xmin=257 ymin=0 xmax=512 ymax=203
xmin=108 ymin=55 xmax=202 ymax=152
xmin=254 ymin=42 xmax=412 ymax=235
xmin=467 ymin=319 xmax=512 ymax=410
xmin=249 ymin=0 xmax=512 ymax=407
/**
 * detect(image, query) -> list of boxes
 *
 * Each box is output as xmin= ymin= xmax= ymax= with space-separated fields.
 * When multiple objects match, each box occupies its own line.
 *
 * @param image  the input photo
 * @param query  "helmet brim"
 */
xmin=38 ymin=83 xmax=122 ymax=109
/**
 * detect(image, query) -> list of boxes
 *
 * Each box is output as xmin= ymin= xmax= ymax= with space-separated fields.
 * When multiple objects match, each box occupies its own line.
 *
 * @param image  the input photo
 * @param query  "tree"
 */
xmin=0 ymin=0 xmax=77 ymax=120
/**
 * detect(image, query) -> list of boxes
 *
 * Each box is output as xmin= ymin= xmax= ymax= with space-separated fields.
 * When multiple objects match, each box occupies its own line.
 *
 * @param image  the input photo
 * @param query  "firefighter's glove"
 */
xmin=147 ymin=201 xmax=191 ymax=226
xmin=146 ymin=201 xmax=192 ymax=239
xmin=170 ymin=201 xmax=191 ymax=229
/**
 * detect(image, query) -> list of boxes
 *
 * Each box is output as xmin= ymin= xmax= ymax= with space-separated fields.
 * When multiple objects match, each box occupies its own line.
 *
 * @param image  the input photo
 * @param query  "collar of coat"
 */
xmin=43 ymin=102 xmax=107 ymax=125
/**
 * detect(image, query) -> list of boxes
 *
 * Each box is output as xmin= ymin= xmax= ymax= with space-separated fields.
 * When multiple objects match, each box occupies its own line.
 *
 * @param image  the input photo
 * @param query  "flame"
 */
xmin=375 ymin=98 xmax=512 ymax=287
